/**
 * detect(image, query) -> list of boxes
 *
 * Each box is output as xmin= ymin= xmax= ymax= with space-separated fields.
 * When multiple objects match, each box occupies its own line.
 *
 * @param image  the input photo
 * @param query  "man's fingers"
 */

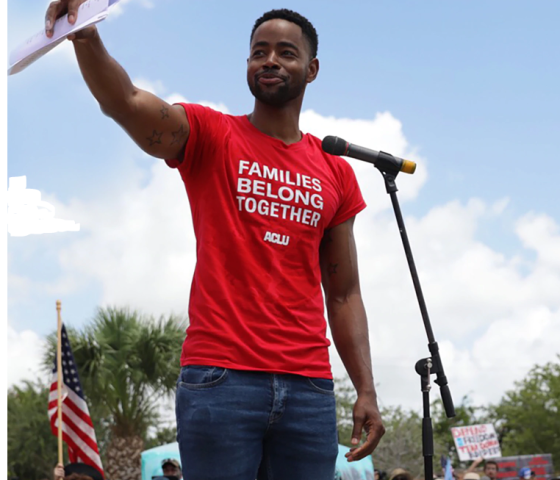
xmin=45 ymin=1 xmax=64 ymax=37
xmin=346 ymin=429 xmax=381 ymax=462
xmin=350 ymin=414 xmax=365 ymax=446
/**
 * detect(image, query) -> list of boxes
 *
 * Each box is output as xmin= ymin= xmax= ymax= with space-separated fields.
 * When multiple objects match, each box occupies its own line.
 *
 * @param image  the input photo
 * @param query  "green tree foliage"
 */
xmin=371 ymin=406 xmax=424 ymax=477
xmin=8 ymin=381 xmax=65 ymax=480
xmin=144 ymin=426 xmax=178 ymax=450
xmin=491 ymin=356 xmax=560 ymax=466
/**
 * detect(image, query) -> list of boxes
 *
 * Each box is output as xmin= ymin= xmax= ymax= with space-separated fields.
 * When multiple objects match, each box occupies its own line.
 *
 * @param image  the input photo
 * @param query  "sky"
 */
xmin=5 ymin=0 xmax=560 ymax=424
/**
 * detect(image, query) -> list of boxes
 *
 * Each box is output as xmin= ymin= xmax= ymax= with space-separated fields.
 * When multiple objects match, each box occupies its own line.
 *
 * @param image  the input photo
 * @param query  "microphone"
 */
xmin=322 ymin=136 xmax=416 ymax=174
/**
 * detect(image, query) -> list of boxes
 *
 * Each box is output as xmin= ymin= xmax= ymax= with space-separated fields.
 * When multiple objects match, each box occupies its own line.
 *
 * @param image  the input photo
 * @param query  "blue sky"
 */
xmin=6 ymin=0 xmax=560 ymax=412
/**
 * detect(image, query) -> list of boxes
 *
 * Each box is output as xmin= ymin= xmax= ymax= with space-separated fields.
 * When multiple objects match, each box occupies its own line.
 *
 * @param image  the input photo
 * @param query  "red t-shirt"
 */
xmin=166 ymin=104 xmax=366 ymax=378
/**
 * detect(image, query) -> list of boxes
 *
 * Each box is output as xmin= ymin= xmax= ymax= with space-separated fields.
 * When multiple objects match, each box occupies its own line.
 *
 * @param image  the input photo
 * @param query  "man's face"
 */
xmin=247 ymin=19 xmax=318 ymax=107
xmin=485 ymin=464 xmax=498 ymax=479
xmin=162 ymin=464 xmax=181 ymax=479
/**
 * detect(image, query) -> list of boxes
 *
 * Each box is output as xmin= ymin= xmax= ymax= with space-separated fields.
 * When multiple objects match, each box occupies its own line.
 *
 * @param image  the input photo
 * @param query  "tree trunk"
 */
xmin=105 ymin=435 xmax=144 ymax=480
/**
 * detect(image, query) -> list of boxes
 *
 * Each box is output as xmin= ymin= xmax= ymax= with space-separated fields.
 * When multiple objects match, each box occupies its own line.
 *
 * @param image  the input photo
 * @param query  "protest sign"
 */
xmin=496 ymin=454 xmax=554 ymax=480
xmin=451 ymin=424 xmax=501 ymax=461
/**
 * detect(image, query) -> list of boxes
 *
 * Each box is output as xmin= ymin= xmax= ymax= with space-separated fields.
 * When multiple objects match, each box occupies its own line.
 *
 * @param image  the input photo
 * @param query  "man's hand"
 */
xmin=467 ymin=457 xmax=484 ymax=473
xmin=45 ymin=0 xmax=96 ymax=40
xmin=344 ymin=392 xmax=385 ymax=462
xmin=53 ymin=463 xmax=65 ymax=480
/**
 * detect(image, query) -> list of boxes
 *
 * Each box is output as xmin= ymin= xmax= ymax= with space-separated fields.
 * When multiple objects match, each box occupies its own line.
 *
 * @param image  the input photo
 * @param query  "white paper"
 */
xmin=8 ymin=0 xmax=114 ymax=76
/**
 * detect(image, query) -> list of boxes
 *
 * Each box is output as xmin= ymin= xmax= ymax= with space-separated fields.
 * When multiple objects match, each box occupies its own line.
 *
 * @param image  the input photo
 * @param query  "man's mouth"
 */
xmin=257 ymin=73 xmax=285 ymax=85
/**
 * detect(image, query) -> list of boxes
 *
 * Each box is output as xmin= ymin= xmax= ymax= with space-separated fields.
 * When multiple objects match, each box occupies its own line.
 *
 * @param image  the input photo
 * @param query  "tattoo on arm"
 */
xmin=146 ymin=129 xmax=163 ymax=146
xmin=170 ymin=124 xmax=188 ymax=146
xmin=328 ymin=263 xmax=338 ymax=276
xmin=160 ymin=105 xmax=169 ymax=119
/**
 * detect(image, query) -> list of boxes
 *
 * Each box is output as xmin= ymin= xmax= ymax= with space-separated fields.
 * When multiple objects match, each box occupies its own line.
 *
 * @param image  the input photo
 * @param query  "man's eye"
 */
xmin=252 ymin=50 xmax=264 ymax=57
xmin=282 ymin=50 xmax=295 ymax=56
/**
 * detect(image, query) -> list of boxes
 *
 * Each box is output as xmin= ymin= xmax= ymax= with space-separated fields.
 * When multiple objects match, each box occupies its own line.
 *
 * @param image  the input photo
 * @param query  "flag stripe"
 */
xmin=62 ymin=404 xmax=97 ymax=440
xmin=59 ymin=414 xmax=101 ymax=461
xmin=48 ymin=396 xmax=95 ymax=429
xmin=49 ymin=378 xmax=90 ymax=416
xmin=61 ymin=428 xmax=103 ymax=474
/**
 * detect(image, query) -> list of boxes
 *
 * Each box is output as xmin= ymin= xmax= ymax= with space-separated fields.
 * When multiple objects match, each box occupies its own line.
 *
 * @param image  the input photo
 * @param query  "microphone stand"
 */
xmin=375 ymin=164 xmax=456 ymax=480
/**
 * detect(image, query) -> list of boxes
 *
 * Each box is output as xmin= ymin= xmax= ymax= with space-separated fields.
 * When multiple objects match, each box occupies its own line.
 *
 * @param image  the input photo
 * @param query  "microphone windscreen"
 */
xmin=322 ymin=136 xmax=348 ymax=156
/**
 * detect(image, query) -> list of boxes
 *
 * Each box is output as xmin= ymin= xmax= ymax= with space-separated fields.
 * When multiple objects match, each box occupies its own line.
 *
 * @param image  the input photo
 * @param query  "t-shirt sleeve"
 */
xmin=165 ymin=103 xmax=225 ymax=174
xmin=327 ymin=159 xmax=367 ymax=229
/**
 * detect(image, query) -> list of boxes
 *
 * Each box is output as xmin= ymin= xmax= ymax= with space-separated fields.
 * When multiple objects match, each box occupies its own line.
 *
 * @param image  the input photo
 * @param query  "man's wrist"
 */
xmin=356 ymin=386 xmax=377 ymax=397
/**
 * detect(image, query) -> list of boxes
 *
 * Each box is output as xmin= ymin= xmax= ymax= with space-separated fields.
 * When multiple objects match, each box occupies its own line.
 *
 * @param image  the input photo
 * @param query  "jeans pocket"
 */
xmin=307 ymin=377 xmax=335 ymax=395
xmin=179 ymin=365 xmax=229 ymax=390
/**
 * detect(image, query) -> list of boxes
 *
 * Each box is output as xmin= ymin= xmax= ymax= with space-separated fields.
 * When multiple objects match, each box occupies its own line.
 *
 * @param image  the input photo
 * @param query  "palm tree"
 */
xmin=44 ymin=306 xmax=186 ymax=480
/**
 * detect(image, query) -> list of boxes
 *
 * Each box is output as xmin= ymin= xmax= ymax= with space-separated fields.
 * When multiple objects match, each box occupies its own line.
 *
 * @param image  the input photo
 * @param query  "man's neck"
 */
xmin=248 ymin=100 xmax=303 ymax=145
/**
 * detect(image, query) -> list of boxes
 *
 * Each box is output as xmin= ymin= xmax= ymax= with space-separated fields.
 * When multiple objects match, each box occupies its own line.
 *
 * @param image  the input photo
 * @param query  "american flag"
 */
xmin=48 ymin=323 xmax=104 ymax=477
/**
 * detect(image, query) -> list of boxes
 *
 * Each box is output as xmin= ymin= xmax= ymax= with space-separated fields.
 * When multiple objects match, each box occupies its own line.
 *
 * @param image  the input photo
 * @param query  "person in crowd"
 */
xmin=464 ymin=472 xmax=481 ymax=480
xmin=389 ymin=468 xmax=413 ymax=480
xmin=375 ymin=469 xmax=387 ymax=480
xmin=483 ymin=461 xmax=499 ymax=480
xmin=519 ymin=468 xmax=533 ymax=480
xmin=162 ymin=458 xmax=182 ymax=479
xmin=53 ymin=463 xmax=103 ymax=480
xmin=466 ymin=457 xmax=499 ymax=480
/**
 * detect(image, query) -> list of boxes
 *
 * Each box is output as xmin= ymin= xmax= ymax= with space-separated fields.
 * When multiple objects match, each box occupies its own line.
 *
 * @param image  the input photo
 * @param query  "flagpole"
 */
xmin=56 ymin=300 xmax=63 ymax=466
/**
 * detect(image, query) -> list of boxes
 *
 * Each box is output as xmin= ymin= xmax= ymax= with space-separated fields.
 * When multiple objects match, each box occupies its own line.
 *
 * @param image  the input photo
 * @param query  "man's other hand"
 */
xmin=345 ymin=392 xmax=385 ymax=462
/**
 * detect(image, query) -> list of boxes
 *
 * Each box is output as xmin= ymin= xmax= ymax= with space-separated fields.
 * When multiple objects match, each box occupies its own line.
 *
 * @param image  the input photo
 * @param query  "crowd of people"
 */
xmin=371 ymin=458 xmax=545 ymax=480
xmin=51 ymin=457 xmax=551 ymax=480
xmin=52 ymin=459 xmax=182 ymax=480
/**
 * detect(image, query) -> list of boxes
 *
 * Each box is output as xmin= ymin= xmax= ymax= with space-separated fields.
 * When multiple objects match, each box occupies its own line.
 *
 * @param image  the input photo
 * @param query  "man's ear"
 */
xmin=307 ymin=58 xmax=319 ymax=84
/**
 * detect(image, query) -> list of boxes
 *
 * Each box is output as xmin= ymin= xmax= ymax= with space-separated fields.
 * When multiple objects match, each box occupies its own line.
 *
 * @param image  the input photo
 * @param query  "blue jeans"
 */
xmin=175 ymin=365 xmax=339 ymax=480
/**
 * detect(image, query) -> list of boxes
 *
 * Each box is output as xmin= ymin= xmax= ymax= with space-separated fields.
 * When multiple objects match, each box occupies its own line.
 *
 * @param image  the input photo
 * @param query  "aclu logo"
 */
xmin=264 ymin=231 xmax=290 ymax=246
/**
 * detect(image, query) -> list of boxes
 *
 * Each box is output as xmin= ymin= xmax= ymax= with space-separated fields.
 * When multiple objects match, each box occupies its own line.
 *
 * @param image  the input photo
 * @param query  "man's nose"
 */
xmin=263 ymin=52 xmax=280 ymax=68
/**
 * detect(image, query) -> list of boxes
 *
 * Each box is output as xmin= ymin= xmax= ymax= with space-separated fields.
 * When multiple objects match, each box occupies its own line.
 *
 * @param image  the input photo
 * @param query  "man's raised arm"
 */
xmin=45 ymin=0 xmax=189 ymax=160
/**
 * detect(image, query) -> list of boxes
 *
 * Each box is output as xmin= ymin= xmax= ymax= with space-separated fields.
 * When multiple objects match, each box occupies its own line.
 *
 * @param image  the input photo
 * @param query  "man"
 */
xmin=161 ymin=459 xmax=182 ymax=480
xmin=44 ymin=3 xmax=385 ymax=479
xmin=466 ymin=457 xmax=499 ymax=480
xmin=484 ymin=461 xmax=499 ymax=480
xmin=519 ymin=468 xmax=533 ymax=480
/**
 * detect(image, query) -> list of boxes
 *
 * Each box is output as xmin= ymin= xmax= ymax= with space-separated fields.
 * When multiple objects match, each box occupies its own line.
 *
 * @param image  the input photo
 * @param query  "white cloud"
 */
xmin=8 ymin=95 xmax=560 ymax=414
xmin=7 ymin=176 xmax=80 ymax=237
xmin=164 ymin=92 xmax=230 ymax=114
xmin=7 ymin=326 xmax=47 ymax=388
xmin=108 ymin=0 xmax=156 ymax=19
xmin=133 ymin=77 xmax=167 ymax=96
xmin=301 ymin=109 xmax=428 ymax=211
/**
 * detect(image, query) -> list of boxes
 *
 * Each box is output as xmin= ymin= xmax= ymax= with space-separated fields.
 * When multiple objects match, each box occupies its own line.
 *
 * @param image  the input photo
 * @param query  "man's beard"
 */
xmin=249 ymin=74 xmax=307 ymax=107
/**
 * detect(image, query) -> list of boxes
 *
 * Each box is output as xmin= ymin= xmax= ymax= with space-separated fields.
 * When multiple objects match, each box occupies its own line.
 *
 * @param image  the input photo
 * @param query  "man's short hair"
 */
xmin=251 ymin=9 xmax=319 ymax=59
xmin=485 ymin=461 xmax=499 ymax=470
